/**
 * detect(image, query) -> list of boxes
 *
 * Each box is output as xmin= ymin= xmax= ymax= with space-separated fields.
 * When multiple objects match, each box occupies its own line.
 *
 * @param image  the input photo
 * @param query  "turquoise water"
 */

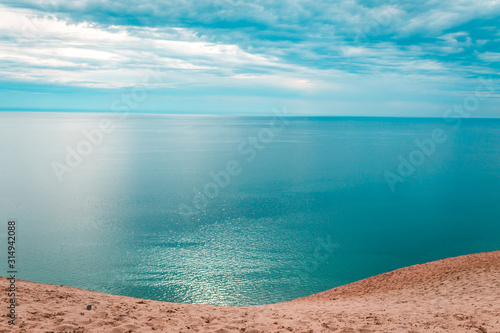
xmin=1 ymin=112 xmax=500 ymax=306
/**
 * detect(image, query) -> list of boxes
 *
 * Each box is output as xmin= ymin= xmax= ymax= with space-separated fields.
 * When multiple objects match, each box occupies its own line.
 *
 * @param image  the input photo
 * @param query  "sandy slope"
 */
xmin=1 ymin=251 xmax=499 ymax=333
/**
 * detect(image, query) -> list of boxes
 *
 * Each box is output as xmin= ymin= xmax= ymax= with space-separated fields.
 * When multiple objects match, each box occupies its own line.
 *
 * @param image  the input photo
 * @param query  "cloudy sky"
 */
xmin=0 ymin=0 xmax=499 ymax=116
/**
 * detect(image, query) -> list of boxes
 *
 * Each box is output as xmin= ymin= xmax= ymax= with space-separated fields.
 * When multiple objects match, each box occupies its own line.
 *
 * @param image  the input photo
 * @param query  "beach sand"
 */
xmin=1 ymin=251 xmax=499 ymax=332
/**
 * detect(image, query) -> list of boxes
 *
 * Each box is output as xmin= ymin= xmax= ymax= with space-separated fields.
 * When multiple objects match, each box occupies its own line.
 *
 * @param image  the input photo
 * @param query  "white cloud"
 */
xmin=438 ymin=32 xmax=472 ymax=47
xmin=0 ymin=1 xmax=497 ymax=99
xmin=478 ymin=52 xmax=500 ymax=62
xmin=0 ymin=4 xmax=311 ymax=89
xmin=399 ymin=0 xmax=500 ymax=36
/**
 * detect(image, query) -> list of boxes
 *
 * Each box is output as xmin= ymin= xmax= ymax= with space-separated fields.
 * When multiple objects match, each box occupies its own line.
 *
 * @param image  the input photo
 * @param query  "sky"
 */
xmin=0 ymin=0 xmax=499 ymax=116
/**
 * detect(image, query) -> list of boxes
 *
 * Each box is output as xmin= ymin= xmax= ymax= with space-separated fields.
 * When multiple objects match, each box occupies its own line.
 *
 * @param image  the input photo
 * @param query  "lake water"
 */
xmin=1 ymin=112 xmax=499 ymax=306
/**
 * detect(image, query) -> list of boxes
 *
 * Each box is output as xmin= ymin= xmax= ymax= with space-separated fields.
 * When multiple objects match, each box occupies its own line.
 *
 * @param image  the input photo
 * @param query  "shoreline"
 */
xmin=1 ymin=250 xmax=499 ymax=332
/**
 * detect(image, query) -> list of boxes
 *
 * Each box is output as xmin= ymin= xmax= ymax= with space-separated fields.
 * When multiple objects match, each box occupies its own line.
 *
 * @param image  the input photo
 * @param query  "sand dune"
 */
xmin=1 ymin=251 xmax=499 ymax=332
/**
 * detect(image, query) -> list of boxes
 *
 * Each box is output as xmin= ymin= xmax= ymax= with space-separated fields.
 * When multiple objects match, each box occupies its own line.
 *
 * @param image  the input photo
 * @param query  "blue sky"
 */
xmin=0 ymin=0 xmax=499 ymax=116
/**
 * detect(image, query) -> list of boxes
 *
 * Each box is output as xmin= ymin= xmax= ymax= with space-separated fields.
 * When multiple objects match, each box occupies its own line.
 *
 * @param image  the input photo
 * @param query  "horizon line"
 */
xmin=1 ymin=110 xmax=500 ymax=119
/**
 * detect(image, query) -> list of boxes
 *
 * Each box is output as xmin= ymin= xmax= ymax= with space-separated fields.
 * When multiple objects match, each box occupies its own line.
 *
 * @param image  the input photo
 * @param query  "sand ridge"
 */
xmin=1 ymin=251 xmax=499 ymax=332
